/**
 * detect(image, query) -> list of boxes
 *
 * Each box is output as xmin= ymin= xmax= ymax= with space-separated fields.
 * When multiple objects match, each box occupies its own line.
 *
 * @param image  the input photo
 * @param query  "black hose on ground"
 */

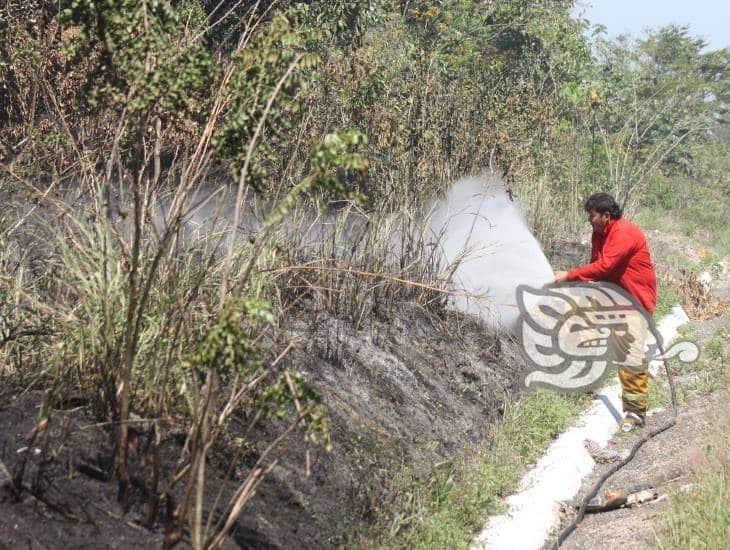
xmin=551 ymin=355 xmax=679 ymax=549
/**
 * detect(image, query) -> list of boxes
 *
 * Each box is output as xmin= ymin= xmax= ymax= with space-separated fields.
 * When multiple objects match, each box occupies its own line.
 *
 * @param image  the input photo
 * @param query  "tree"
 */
xmin=589 ymin=25 xmax=729 ymax=210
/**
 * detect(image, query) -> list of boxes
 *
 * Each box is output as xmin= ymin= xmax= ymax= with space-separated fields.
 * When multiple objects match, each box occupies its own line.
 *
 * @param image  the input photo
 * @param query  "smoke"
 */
xmin=157 ymin=171 xmax=554 ymax=334
xmin=430 ymin=172 xmax=554 ymax=333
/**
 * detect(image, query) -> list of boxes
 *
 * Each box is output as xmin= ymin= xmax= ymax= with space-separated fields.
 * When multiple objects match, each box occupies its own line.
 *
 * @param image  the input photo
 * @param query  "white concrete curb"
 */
xmin=471 ymin=305 xmax=690 ymax=550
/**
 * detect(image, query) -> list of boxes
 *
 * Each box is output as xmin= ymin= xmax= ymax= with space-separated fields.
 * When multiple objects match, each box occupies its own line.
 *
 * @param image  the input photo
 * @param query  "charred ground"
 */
xmin=1 ymin=302 xmax=525 ymax=549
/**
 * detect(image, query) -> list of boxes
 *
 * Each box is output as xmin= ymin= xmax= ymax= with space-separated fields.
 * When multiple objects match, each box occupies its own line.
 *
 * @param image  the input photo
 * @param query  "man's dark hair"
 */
xmin=584 ymin=192 xmax=622 ymax=219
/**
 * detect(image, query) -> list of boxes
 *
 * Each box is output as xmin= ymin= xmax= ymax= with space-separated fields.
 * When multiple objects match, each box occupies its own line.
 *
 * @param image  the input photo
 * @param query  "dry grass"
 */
xmin=672 ymin=268 xmax=729 ymax=320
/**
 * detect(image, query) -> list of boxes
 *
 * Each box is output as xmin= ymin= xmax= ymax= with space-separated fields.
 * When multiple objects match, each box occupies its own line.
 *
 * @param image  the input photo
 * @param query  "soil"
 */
xmin=0 ymin=390 xmax=162 ymax=549
xmin=544 ymin=390 xmax=727 ymax=550
xmin=0 ymin=302 xmax=526 ymax=549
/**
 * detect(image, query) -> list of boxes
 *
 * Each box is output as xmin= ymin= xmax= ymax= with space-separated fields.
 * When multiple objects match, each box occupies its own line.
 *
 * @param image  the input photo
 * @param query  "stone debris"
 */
xmin=625 ymin=488 xmax=659 ymax=507
xmin=583 ymin=439 xmax=629 ymax=464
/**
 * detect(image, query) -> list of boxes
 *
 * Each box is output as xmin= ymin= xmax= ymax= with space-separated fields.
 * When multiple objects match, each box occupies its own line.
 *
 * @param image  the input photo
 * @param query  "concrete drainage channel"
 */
xmin=471 ymin=305 xmax=691 ymax=550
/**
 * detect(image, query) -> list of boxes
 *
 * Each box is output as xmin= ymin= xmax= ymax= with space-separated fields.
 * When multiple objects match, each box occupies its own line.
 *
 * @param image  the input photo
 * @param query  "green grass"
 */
xmin=635 ymin=200 xmax=730 ymax=258
xmin=646 ymin=374 xmax=673 ymax=411
xmin=378 ymin=390 xmax=588 ymax=549
xmin=634 ymin=209 xmax=674 ymax=233
xmin=646 ymin=321 xmax=728 ymax=550
xmin=654 ymin=280 xmax=682 ymax=319
xmin=685 ymin=325 xmax=729 ymax=395
xmin=375 ymin=302 xmax=726 ymax=550
xmin=650 ymin=322 xmax=728 ymax=411
xmin=652 ymin=428 xmax=729 ymax=549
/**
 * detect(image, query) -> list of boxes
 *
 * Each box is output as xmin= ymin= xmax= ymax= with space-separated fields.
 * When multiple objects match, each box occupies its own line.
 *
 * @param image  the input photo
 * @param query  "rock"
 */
xmin=584 ymin=438 xmax=622 ymax=463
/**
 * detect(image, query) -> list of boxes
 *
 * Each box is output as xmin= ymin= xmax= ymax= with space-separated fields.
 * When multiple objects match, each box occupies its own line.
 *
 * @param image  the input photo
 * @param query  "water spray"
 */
xmin=428 ymin=173 xmax=554 ymax=332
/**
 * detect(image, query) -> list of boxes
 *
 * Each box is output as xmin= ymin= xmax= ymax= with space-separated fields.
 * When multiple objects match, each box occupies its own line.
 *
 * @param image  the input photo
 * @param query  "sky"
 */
xmin=577 ymin=0 xmax=729 ymax=51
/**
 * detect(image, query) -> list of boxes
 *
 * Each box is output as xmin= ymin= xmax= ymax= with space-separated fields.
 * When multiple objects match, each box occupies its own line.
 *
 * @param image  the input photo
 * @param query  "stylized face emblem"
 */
xmin=557 ymin=309 xmax=641 ymax=363
xmin=516 ymin=282 xmax=698 ymax=393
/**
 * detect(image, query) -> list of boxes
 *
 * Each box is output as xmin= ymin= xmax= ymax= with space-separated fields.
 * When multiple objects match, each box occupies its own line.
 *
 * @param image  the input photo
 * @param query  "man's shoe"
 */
xmin=620 ymin=412 xmax=645 ymax=433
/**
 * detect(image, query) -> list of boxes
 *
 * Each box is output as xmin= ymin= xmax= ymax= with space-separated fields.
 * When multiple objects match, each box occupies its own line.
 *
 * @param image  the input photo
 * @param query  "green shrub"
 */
xmin=655 ymin=281 xmax=682 ymax=318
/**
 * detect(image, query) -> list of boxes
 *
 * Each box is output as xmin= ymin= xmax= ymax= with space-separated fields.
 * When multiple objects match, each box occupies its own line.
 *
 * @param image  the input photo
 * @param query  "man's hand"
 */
xmin=554 ymin=271 xmax=569 ymax=283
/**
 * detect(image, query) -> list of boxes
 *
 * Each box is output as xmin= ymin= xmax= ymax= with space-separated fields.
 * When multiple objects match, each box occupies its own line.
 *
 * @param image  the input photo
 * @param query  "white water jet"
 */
xmin=430 ymin=172 xmax=554 ymax=332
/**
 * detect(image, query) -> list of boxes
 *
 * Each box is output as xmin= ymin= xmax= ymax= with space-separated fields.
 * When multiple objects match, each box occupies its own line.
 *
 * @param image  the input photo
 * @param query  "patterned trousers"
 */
xmin=618 ymin=366 xmax=649 ymax=417
xmin=611 ymin=312 xmax=650 ymax=418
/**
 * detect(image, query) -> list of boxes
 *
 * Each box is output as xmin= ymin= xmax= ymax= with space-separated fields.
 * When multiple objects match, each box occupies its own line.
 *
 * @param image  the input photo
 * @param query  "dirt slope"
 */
xmin=0 ymin=304 xmax=524 ymax=549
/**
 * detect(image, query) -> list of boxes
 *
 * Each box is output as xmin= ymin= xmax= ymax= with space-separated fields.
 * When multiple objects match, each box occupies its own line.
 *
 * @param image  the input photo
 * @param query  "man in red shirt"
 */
xmin=554 ymin=193 xmax=657 ymax=431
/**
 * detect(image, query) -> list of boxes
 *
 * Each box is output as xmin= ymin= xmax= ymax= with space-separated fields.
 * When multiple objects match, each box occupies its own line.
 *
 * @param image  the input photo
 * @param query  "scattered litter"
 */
xmin=15 ymin=446 xmax=42 ymax=455
xmin=562 ymin=486 xmax=660 ymax=514
xmin=671 ymin=268 xmax=728 ymax=320
xmin=697 ymin=271 xmax=712 ymax=290
xmin=584 ymin=439 xmax=622 ymax=463
xmin=626 ymin=488 xmax=659 ymax=507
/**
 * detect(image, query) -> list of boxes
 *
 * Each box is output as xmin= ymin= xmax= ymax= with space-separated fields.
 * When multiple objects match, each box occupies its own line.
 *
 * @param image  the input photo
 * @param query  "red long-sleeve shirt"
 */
xmin=567 ymin=217 xmax=657 ymax=313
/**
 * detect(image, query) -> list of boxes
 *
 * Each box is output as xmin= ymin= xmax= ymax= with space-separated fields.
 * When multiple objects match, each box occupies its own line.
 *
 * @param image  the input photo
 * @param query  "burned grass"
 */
xmin=1 ymin=303 xmax=530 ymax=549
